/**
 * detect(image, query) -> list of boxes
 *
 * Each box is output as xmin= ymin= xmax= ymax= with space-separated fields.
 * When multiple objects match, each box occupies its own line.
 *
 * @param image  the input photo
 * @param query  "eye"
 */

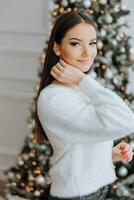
xmin=89 ymin=42 xmax=97 ymax=46
xmin=70 ymin=42 xmax=80 ymax=46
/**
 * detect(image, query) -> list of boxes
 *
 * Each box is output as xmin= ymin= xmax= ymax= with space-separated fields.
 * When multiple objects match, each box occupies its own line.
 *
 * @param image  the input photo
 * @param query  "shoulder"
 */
xmin=38 ymin=84 xmax=80 ymax=101
xmin=37 ymin=85 xmax=82 ymax=114
xmin=38 ymin=85 xmax=75 ymax=107
xmin=38 ymin=85 xmax=74 ymax=102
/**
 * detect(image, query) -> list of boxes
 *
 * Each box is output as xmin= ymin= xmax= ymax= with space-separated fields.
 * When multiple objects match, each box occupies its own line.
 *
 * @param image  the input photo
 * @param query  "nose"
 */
xmin=81 ymin=45 xmax=90 ymax=57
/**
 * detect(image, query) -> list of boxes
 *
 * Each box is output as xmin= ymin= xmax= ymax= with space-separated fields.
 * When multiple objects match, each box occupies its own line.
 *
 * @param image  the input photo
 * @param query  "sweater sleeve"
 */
xmin=37 ymin=75 xmax=134 ymax=144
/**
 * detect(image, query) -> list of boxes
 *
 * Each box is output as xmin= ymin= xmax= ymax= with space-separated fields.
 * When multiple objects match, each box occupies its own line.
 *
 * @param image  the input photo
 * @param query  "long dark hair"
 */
xmin=35 ymin=11 xmax=97 ymax=142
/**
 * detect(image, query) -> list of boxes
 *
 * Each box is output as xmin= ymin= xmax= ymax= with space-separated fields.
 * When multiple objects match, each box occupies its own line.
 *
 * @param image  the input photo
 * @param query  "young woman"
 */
xmin=35 ymin=11 xmax=134 ymax=200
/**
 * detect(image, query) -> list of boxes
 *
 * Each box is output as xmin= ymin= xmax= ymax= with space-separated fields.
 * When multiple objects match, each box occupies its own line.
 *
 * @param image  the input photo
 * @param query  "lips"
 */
xmin=78 ymin=59 xmax=91 ymax=64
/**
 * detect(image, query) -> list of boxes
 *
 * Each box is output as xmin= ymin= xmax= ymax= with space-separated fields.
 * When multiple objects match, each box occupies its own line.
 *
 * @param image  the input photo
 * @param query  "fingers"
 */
xmin=124 ymin=148 xmax=133 ymax=161
xmin=59 ymin=58 xmax=71 ymax=68
xmin=118 ymin=141 xmax=133 ymax=162
xmin=119 ymin=142 xmax=129 ymax=155
xmin=52 ymin=62 xmax=65 ymax=73
xmin=57 ymin=62 xmax=65 ymax=72
xmin=119 ymin=141 xmax=129 ymax=151
xmin=50 ymin=63 xmax=64 ymax=76
xmin=50 ymin=70 xmax=57 ymax=79
xmin=113 ymin=141 xmax=133 ymax=162
xmin=50 ymin=62 xmax=66 ymax=81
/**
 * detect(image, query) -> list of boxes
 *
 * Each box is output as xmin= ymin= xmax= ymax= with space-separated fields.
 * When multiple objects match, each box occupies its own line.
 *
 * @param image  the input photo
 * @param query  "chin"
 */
xmin=78 ymin=62 xmax=92 ymax=71
xmin=82 ymin=66 xmax=91 ymax=72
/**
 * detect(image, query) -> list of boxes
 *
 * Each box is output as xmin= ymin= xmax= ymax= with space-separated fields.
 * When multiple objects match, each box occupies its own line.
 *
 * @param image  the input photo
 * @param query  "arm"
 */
xmin=37 ymin=75 xmax=134 ymax=143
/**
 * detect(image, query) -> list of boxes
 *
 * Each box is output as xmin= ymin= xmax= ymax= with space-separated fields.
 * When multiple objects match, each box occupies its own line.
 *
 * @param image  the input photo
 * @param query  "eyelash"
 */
xmin=70 ymin=42 xmax=97 ymax=46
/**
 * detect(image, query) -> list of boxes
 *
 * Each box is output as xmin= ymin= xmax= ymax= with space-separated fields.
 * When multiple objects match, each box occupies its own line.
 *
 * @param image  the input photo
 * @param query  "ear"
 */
xmin=53 ymin=42 xmax=61 ymax=56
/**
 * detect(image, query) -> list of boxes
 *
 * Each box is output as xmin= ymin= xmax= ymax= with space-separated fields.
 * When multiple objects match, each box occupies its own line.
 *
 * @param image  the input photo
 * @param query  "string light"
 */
xmin=67 ymin=7 xmax=72 ymax=11
xmin=52 ymin=10 xmax=58 ymax=16
xmin=40 ymin=189 xmax=45 ymax=193
xmin=108 ymin=24 xmax=112 ymax=28
xmin=33 ymin=139 xmax=37 ymax=143
xmin=115 ymin=176 xmax=118 ymax=180
xmin=73 ymin=7 xmax=78 ymax=11
xmin=119 ymin=72 xmax=125 ymax=77
xmin=28 ymin=122 xmax=33 ymax=129
xmin=25 ymin=186 xmax=31 ymax=192
xmin=12 ymin=182 xmax=17 ymax=187
xmin=20 ymin=182 xmax=25 ymax=187
xmin=113 ymin=184 xmax=118 ymax=189
xmin=32 ymin=161 xmax=37 ymax=166
xmin=121 ymin=86 xmax=125 ymax=91
xmin=120 ymin=33 xmax=125 ymax=38
xmin=100 ymin=10 xmax=105 ymax=14
xmin=96 ymin=63 xmax=100 ymax=67
xmin=33 ymin=169 xmax=41 ymax=175
xmin=101 ymin=64 xmax=106 ymax=69
xmin=32 ymin=149 xmax=36 ymax=154
xmin=40 ymin=53 xmax=45 ymax=64
xmin=16 ymin=174 xmax=21 ymax=179
xmin=124 ymin=98 xmax=129 ymax=104
xmin=29 ymin=134 xmax=34 ymax=139
xmin=59 ymin=7 xmax=64 ymax=13
xmin=99 ymin=51 xmax=103 ymax=55
xmin=88 ymin=9 xmax=95 ymax=14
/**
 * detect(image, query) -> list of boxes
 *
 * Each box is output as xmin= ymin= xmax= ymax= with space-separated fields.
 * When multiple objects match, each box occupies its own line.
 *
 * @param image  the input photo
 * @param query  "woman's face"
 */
xmin=53 ymin=22 xmax=97 ymax=72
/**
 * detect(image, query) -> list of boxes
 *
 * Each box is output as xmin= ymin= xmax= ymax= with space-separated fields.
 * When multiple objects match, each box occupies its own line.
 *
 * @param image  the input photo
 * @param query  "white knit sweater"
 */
xmin=37 ymin=75 xmax=134 ymax=198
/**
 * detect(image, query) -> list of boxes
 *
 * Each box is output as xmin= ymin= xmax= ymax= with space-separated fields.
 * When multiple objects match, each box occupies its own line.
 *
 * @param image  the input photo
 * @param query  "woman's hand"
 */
xmin=50 ymin=58 xmax=86 ymax=85
xmin=112 ymin=141 xmax=133 ymax=163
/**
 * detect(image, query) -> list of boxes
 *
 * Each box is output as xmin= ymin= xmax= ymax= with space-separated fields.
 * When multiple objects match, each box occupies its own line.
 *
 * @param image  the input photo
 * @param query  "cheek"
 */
xmin=60 ymin=47 xmax=78 ymax=59
xmin=94 ymin=48 xmax=97 ymax=57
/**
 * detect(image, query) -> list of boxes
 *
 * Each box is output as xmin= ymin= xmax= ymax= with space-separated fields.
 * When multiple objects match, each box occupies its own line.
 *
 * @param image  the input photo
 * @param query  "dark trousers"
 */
xmin=48 ymin=184 xmax=112 ymax=200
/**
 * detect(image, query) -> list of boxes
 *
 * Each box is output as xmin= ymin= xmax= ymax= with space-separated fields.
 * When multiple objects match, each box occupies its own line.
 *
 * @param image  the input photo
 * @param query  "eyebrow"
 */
xmin=69 ymin=37 xmax=97 ymax=41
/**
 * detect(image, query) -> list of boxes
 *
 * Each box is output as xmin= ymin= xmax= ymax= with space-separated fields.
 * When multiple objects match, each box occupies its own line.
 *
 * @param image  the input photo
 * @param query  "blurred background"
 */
xmin=0 ymin=0 xmax=134 ymax=199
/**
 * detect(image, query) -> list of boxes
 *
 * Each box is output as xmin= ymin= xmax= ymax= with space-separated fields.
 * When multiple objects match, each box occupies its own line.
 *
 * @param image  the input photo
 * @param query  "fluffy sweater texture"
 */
xmin=37 ymin=75 xmax=134 ymax=198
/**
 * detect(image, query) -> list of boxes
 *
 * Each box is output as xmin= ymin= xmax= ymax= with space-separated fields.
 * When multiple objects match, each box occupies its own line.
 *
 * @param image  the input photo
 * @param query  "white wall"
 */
xmin=0 ymin=0 xmax=50 ymax=176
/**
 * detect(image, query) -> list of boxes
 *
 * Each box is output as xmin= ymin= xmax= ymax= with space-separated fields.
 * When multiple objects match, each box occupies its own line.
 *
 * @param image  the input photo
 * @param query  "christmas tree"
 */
xmin=4 ymin=40 xmax=53 ymax=200
xmin=4 ymin=0 xmax=134 ymax=199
